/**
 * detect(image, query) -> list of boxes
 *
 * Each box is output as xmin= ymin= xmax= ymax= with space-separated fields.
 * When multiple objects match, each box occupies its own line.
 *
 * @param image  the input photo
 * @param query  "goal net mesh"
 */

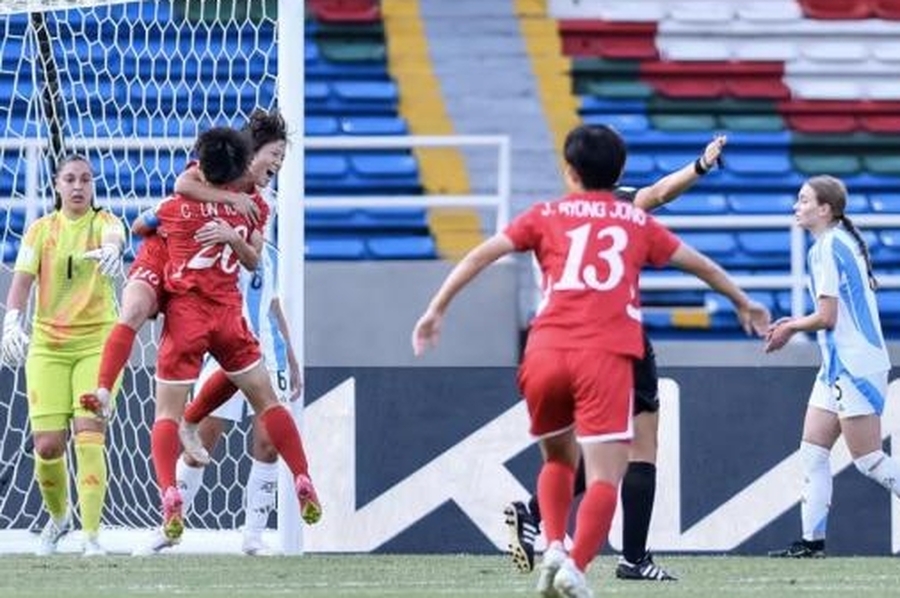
xmin=0 ymin=0 xmax=279 ymax=548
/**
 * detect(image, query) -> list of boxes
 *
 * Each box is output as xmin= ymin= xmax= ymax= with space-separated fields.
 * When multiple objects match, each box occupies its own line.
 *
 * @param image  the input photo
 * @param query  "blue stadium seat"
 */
xmin=869 ymin=194 xmax=900 ymax=212
xmin=306 ymin=237 xmax=366 ymax=260
xmin=736 ymin=231 xmax=792 ymax=266
xmin=367 ymin=235 xmax=437 ymax=259
xmin=877 ymin=290 xmax=900 ymax=324
xmin=728 ymin=193 xmax=796 ymax=214
xmin=1 ymin=238 xmax=19 ymax=263
xmin=775 ymin=291 xmax=814 ymax=315
xmin=658 ymin=193 xmax=728 ymax=215
xmin=582 ymin=113 xmax=650 ymax=132
xmin=676 ymin=232 xmax=737 ymax=260
xmin=705 ymin=291 xmax=777 ymax=330
xmin=622 ymin=154 xmax=655 ymax=177
xmin=132 ymin=117 xmax=198 ymax=138
xmin=306 ymin=154 xmax=349 ymax=179
xmin=877 ymin=230 xmax=900 ymax=266
xmin=349 ymin=153 xmax=418 ymax=179
xmin=726 ymin=151 xmax=793 ymax=176
xmin=579 ymin=97 xmax=646 ymax=115
xmin=340 ymin=116 xmax=407 ymax=135
xmin=0 ymin=208 xmax=27 ymax=236
xmin=307 ymin=116 xmax=340 ymax=136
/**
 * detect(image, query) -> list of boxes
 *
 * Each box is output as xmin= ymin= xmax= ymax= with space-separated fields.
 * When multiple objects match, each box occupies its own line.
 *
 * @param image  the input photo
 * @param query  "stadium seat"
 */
xmin=307 ymin=0 xmax=380 ymax=23
xmin=1 ymin=238 xmax=20 ymax=263
xmin=306 ymin=154 xmax=350 ymax=180
xmin=727 ymin=193 xmax=796 ymax=214
xmin=340 ymin=116 xmax=408 ymax=135
xmin=737 ymin=231 xmax=792 ymax=263
xmin=869 ymin=194 xmax=900 ymax=212
xmin=306 ymin=116 xmax=341 ymax=136
xmin=657 ymin=193 xmax=728 ymax=215
xmin=305 ymin=237 xmax=367 ymax=260
xmin=874 ymin=0 xmax=900 ymax=19
xmin=558 ymin=20 xmax=659 ymax=59
xmin=676 ymin=232 xmax=738 ymax=260
xmin=367 ymin=235 xmax=438 ymax=259
xmin=0 ymin=208 xmax=27 ymax=236
xmin=349 ymin=153 xmax=418 ymax=179
xmin=798 ymin=0 xmax=872 ymax=19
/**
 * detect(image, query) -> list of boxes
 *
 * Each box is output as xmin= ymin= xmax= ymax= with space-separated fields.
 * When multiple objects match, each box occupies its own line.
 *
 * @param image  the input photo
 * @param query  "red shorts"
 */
xmin=517 ymin=348 xmax=634 ymax=442
xmin=128 ymin=235 xmax=167 ymax=310
xmin=156 ymin=293 xmax=261 ymax=383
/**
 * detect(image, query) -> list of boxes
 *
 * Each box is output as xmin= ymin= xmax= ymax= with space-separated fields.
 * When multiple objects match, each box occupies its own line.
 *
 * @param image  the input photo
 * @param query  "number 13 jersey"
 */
xmin=505 ymin=191 xmax=680 ymax=357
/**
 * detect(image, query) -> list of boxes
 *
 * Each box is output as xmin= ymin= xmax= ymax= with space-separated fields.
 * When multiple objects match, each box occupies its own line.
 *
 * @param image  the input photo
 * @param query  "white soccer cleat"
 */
xmin=82 ymin=535 xmax=107 ymax=557
xmin=242 ymin=533 xmax=276 ymax=556
xmin=536 ymin=540 xmax=567 ymax=597
xmin=35 ymin=510 xmax=72 ymax=556
xmin=552 ymin=558 xmax=594 ymax=598
xmin=178 ymin=420 xmax=210 ymax=465
xmin=131 ymin=528 xmax=180 ymax=556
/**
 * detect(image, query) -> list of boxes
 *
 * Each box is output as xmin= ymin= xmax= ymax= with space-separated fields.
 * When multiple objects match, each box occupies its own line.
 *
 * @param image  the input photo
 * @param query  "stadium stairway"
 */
xmin=380 ymin=0 xmax=483 ymax=260
xmin=550 ymin=0 xmax=900 ymax=334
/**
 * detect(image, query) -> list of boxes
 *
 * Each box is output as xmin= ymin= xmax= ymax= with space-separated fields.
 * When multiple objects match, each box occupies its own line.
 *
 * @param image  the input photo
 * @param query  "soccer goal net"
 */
xmin=0 ymin=0 xmax=293 ymax=554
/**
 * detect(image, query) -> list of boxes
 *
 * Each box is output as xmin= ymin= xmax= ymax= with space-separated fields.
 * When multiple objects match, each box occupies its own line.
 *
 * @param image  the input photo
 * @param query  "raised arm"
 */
xmin=633 ymin=135 xmax=727 ymax=212
xmin=412 ymin=233 xmax=516 ymax=355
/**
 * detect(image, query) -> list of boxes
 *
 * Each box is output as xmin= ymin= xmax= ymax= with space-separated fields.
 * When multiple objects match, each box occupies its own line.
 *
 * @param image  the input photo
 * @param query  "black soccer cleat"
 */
xmin=768 ymin=539 xmax=825 ymax=558
xmin=615 ymin=552 xmax=677 ymax=581
xmin=503 ymin=501 xmax=537 ymax=573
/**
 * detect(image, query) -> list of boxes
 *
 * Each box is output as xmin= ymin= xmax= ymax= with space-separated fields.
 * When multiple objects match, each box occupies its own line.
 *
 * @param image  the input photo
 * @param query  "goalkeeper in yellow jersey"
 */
xmin=2 ymin=154 xmax=125 ymax=556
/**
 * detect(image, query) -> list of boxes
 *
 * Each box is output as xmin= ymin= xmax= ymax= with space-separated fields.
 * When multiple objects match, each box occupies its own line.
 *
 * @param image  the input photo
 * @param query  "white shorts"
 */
xmin=808 ymin=368 xmax=889 ymax=418
xmin=195 ymin=358 xmax=292 ymax=423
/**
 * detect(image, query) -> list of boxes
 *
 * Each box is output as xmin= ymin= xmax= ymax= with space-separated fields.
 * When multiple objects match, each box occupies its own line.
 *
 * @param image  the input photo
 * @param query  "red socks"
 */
xmin=259 ymin=406 xmax=309 ymax=477
xmin=98 ymin=323 xmax=137 ymax=390
xmin=183 ymin=369 xmax=238 ymax=424
xmin=151 ymin=418 xmax=180 ymax=491
xmin=570 ymin=481 xmax=618 ymax=571
xmin=537 ymin=460 xmax=576 ymax=544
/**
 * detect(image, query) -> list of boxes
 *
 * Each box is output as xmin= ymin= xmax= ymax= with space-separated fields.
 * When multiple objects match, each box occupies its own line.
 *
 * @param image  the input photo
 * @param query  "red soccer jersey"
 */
xmin=157 ymin=192 xmax=269 ymax=306
xmin=505 ymin=191 xmax=681 ymax=357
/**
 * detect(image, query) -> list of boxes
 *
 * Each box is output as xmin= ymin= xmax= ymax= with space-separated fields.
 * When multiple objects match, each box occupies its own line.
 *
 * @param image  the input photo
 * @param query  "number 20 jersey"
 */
xmin=504 ymin=190 xmax=680 ymax=358
xmin=157 ymin=192 xmax=269 ymax=308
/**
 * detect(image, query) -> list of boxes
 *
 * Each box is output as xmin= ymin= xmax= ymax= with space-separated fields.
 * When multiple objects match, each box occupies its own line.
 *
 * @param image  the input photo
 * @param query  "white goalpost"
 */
xmin=0 ymin=0 xmax=306 ymax=554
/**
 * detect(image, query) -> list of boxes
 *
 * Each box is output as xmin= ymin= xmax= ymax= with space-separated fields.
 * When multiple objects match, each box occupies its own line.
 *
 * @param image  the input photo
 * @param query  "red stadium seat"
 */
xmin=861 ymin=114 xmax=900 ymax=133
xmin=780 ymin=100 xmax=900 ymax=133
xmin=873 ymin=0 xmax=900 ymax=19
xmin=641 ymin=62 xmax=788 ymax=100
xmin=308 ymin=0 xmax=380 ymax=23
xmin=558 ymin=21 xmax=658 ymax=59
xmin=797 ymin=0 xmax=873 ymax=19
xmin=787 ymin=114 xmax=859 ymax=133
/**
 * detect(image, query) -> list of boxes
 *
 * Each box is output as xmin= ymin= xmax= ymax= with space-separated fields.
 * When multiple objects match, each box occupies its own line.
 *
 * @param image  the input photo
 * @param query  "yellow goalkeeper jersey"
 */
xmin=15 ymin=209 xmax=125 ymax=353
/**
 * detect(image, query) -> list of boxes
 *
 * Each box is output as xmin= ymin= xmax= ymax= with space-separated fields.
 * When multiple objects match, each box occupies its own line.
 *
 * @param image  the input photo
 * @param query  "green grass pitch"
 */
xmin=2 ymin=554 xmax=899 ymax=597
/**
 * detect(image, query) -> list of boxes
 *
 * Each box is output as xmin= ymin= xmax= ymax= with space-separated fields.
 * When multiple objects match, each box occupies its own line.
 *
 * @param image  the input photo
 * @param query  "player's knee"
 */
xmin=33 ymin=436 xmax=65 ymax=460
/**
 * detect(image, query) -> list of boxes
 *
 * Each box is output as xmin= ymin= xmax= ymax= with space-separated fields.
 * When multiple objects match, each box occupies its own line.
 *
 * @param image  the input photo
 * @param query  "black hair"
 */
xmin=563 ymin=124 xmax=627 ymax=190
xmin=54 ymin=154 xmax=96 ymax=211
xmin=806 ymin=174 xmax=877 ymax=290
xmin=242 ymin=109 xmax=287 ymax=153
xmin=194 ymin=126 xmax=253 ymax=186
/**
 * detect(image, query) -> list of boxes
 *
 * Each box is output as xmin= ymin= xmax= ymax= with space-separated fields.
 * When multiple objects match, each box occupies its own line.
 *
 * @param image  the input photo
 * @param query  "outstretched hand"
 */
xmin=412 ymin=310 xmax=443 ymax=356
xmin=737 ymin=300 xmax=771 ymax=336
xmin=764 ymin=317 xmax=796 ymax=353
xmin=702 ymin=134 xmax=727 ymax=169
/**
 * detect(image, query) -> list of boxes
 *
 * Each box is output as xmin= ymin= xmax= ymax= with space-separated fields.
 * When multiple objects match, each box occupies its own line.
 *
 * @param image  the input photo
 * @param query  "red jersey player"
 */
xmin=149 ymin=127 xmax=319 ymax=544
xmin=412 ymin=124 xmax=769 ymax=598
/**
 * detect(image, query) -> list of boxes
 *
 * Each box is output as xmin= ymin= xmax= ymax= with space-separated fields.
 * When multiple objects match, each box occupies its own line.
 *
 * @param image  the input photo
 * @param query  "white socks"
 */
xmin=800 ymin=441 xmax=832 ymax=542
xmin=244 ymin=459 xmax=278 ymax=535
xmin=175 ymin=456 xmax=205 ymax=516
xmin=854 ymin=450 xmax=900 ymax=496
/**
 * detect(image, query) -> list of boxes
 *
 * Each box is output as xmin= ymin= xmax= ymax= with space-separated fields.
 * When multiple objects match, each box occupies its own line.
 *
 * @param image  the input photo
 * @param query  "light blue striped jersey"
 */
xmin=807 ymin=227 xmax=890 ymax=382
xmin=238 ymin=241 xmax=287 ymax=371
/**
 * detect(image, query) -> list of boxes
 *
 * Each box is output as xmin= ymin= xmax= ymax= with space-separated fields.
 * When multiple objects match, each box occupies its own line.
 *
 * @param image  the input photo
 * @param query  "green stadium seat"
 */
xmin=318 ymin=40 xmax=386 ymax=63
xmin=864 ymin=155 xmax=900 ymax=175
xmin=650 ymin=114 xmax=717 ymax=131
xmin=719 ymin=114 xmax=785 ymax=132
xmin=582 ymin=80 xmax=654 ymax=99
xmin=792 ymin=154 xmax=862 ymax=175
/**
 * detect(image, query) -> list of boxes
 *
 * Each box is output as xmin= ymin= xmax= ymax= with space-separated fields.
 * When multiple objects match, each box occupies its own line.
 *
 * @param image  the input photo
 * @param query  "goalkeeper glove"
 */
xmin=83 ymin=243 xmax=122 ymax=277
xmin=1 ymin=309 xmax=29 ymax=367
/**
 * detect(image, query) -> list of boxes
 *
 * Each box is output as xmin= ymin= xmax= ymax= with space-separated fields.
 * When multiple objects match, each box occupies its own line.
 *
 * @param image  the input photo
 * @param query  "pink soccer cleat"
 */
xmin=295 ymin=474 xmax=322 ymax=525
xmin=161 ymin=486 xmax=184 ymax=541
